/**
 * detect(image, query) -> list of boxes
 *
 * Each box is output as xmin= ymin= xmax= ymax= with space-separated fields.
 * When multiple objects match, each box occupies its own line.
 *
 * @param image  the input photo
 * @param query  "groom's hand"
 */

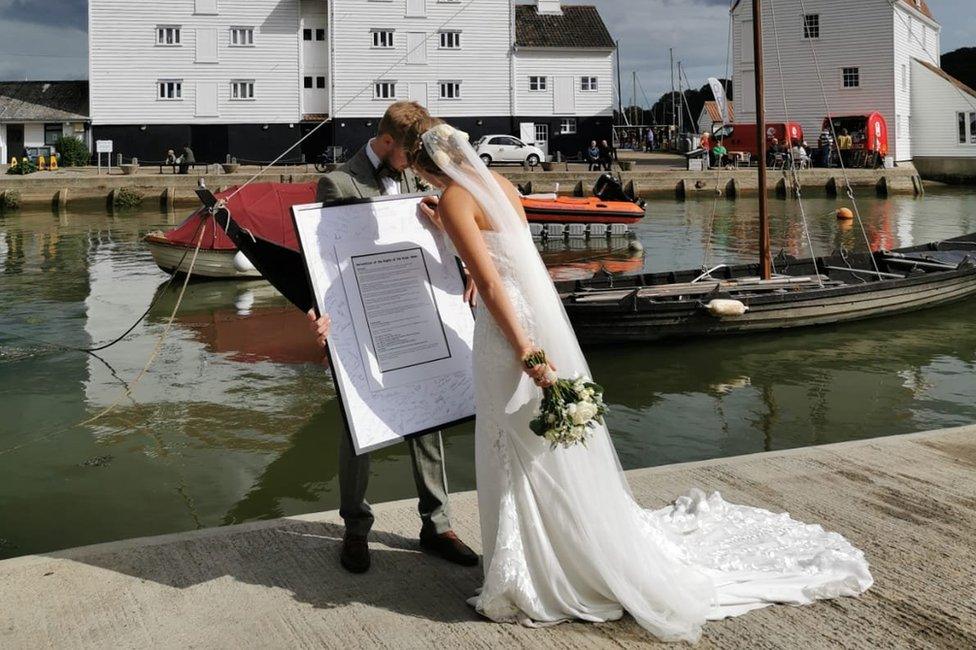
xmin=419 ymin=195 xmax=445 ymax=230
xmin=463 ymin=270 xmax=478 ymax=307
xmin=307 ymin=309 xmax=332 ymax=348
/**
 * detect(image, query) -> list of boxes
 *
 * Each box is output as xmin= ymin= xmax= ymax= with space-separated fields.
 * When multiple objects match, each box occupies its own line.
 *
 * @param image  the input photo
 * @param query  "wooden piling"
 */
xmin=876 ymin=176 xmax=889 ymax=197
xmin=675 ymin=179 xmax=686 ymax=200
xmin=775 ymin=177 xmax=788 ymax=198
xmin=53 ymin=189 xmax=68 ymax=211
xmin=725 ymin=178 xmax=740 ymax=199
xmin=825 ymin=177 xmax=838 ymax=197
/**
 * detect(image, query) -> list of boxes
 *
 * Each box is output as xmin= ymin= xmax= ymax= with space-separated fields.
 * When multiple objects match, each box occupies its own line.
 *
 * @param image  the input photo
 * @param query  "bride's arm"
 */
xmin=438 ymin=188 xmax=554 ymax=387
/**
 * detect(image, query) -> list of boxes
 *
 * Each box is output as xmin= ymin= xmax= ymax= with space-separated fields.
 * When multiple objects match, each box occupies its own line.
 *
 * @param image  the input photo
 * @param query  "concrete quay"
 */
xmin=1 ymin=424 xmax=974 ymax=649
xmin=0 ymin=157 xmax=923 ymax=211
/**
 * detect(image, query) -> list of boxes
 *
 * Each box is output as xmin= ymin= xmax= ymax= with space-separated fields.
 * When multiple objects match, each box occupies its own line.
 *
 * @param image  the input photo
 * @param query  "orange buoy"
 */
xmin=836 ymin=207 xmax=854 ymax=220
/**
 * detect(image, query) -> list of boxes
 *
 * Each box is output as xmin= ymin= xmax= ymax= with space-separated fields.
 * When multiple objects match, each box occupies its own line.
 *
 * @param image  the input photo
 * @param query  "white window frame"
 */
xmin=960 ymin=111 xmax=976 ymax=145
xmin=156 ymin=25 xmax=181 ymax=46
xmin=374 ymin=81 xmax=397 ymax=100
xmin=529 ymin=76 xmax=547 ymax=92
xmin=371 ymin=29 xmax=395 ymax=49
xmin=580 ymin=76 xmax=598 ymax=92
xmin=841 ymin=66 xmax=860 ymax=89
xmin=803 ymin=14 xmax=820 ymax=39
xmin=439 ymin=30 xmax=461 ymax=49
xmin=230 ymin=79 xmax=255 ymax=100
xmin=230 ymin=26 xmax=254 ymax=47
xmin=157 ymin=79 xmax=183 ymax=101
xmin=560 ymin=118 xmax=577 ymax=135
xmin=439 ymin=80 xmax=461 ymax=100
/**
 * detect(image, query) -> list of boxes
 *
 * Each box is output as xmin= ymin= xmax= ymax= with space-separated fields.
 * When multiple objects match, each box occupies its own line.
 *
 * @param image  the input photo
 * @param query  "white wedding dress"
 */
xmin=420 ymin=125 xmax=873 ymax=643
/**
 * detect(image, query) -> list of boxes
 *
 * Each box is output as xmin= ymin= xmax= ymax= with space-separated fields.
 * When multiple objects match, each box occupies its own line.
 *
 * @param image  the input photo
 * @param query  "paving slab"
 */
xmin=1 ymin=425 xmax=974 ymax=649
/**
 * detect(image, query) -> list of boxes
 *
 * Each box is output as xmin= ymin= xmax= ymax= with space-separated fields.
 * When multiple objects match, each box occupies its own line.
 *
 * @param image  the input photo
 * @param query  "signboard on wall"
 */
xmin=96 ymin=140 xmax=113 ymax=154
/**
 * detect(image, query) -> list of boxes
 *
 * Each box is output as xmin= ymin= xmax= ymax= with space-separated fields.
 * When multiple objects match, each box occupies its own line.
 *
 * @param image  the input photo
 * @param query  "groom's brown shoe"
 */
xmin=419 ymin=530 xmax=479 ymax=567
xmin=340 ymin=534 xmax=370 ymax=574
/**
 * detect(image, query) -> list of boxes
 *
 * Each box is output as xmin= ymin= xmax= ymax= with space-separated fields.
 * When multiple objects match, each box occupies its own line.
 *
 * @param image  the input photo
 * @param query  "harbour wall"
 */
xmin=0 ymin=165 xmax=924 ymax=211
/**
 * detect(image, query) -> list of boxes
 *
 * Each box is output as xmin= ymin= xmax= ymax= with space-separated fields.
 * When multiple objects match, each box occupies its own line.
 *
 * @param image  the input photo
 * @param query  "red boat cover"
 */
xmin=163 ymin=182 xmax=317 ymax=251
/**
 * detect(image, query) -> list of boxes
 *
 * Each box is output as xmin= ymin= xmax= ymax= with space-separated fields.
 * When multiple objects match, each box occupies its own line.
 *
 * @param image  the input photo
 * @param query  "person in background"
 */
xmin=586 ymin=140 xmax=602 ymax=171
xmin=598 ymin=139 xmax=613 ymax=171
xmin=767 ymin=137 xmax=782 ymax=167
xmin=791 ymin=140 xmax=812 ymax=168
xmin=178 ymin=144 xmax=195 ymax=175
xmin=837 ymin=128 xmax=853 ymax=167
xmin=699 ymin=132 xmax=712 ymax=169
xmin=711 ymin=138 xmax=728 ymax=168
xmin=818 ymin=128 xmax=835 ymax=168
xmin=645 ymin=128 xmax=655 ymax=152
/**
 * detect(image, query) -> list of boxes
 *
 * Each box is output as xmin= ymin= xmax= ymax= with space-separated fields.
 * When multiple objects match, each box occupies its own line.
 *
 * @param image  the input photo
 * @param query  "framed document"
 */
xmin=293 ymin=194 xmax=475 ymax=454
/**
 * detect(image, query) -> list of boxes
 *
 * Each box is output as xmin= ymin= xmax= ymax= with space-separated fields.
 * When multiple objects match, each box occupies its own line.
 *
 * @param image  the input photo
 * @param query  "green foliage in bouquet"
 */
xmin=524 ymin=350 xmax=609 ymax=449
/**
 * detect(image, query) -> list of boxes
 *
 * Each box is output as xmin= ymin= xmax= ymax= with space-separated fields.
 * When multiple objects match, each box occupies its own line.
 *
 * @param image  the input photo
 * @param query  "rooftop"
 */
xmin=0 ymin=80 xmax=89 ymax=122
xmin=515 ymin=4 xmax=615 ymax=49
xmin=913 ymin=58 xmax=976 ymax=100
xmin=702 ymin=100 xmax=735 ymax=124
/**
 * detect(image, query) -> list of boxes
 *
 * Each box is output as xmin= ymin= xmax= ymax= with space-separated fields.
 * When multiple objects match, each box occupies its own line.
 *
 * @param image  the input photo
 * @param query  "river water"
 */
xmin=2 ymin=188 xmax=975 ymax=558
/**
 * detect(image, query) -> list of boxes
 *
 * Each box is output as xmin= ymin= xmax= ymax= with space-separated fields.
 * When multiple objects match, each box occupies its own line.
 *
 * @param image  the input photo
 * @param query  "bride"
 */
xmin=403 ymin=117 xmax=872 ymax=643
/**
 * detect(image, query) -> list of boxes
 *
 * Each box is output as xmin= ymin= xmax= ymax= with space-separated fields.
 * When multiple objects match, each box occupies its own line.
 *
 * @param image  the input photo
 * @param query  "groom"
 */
xmin=308 ymin=101 xmax=478 ymax=574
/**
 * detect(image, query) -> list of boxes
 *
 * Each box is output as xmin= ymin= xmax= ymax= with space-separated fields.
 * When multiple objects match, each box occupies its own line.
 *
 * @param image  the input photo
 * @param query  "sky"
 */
xmin=0 ymin=0 xmax=973 ymax=104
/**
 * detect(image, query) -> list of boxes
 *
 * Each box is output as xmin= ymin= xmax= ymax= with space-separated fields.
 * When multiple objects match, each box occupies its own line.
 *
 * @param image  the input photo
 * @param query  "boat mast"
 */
xmin=752 ymin=0 xmax=772 ymax=280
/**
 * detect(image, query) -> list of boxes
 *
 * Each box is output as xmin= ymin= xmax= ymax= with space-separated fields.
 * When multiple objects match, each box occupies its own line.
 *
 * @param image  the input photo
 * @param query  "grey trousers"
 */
xmin=338 ymin=429 xmax=452 ymax=538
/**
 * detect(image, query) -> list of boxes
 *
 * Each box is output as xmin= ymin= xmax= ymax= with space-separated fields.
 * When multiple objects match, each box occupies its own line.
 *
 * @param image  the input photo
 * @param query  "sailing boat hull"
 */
xmin=558 ymin=235 xmax=976 ymax=344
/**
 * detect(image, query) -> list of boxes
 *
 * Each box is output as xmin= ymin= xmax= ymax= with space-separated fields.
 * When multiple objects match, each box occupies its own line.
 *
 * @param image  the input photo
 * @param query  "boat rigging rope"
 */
xmin=1 ymin=0 xmax=486 ymax=456
xmin=0 ymin=223 xmax=207 ymax=457
xmin=224 ymin=0 xmax=479 ymax=203
xmin=768 ymin=0 xmax=824 ymax=287
xmin=795 ymin=0 xmax=882 ymax=278
xmin=1 ymin=216 xmax=208 ymax=355
xmin=700 ymin=2 xmax=736 ymax=272
xmin=885 ymin=0 xmax=976 ymax=114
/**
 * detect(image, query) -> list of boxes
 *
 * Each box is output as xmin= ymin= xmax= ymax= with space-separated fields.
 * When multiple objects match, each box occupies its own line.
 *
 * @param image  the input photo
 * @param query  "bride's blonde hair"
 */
xmin=404 ymin=115 xmax=448 ymax=180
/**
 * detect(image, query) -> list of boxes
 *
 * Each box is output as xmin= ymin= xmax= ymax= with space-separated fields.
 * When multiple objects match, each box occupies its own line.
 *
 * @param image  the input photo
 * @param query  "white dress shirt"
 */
xmin=365 ymin=138 xmax=401 ymax=196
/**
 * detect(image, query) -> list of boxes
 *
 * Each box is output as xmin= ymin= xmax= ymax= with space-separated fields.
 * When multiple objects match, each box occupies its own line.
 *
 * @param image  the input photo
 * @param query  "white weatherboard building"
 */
xmin=731 ymin=0 xmax=976 ymax=178
xmin=88 ymin=0 xmax=617 ymax=162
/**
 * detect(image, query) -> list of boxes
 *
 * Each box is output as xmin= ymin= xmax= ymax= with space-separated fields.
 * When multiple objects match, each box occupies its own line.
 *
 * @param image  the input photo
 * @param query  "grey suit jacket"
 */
xmin=315 ymin=146 xmax=423 ymax=204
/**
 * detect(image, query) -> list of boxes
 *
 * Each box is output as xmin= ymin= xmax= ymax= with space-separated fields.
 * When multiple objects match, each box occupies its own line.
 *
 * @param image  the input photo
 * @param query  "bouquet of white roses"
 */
xmin=524 ymin=350 xmax=608 ymax=450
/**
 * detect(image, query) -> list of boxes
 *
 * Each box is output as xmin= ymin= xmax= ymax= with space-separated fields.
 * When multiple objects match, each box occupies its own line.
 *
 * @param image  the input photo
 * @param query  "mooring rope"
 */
xmin=768 ymin=0 xmax=824 ymax=287
xmin=795 ymin=0 xmax=882 ymax=278
xmin=224 ymin=0 xmax=480 ymax=203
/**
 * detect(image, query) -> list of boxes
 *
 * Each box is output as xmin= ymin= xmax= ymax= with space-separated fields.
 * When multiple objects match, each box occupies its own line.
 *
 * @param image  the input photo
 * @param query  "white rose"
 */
xmin=572 ymin=401 xmax=598 ymax=425
xmin=566 ymin=403 xmax=577 ymax=416
xmin=431 ymin=150 xmax=452 ymax=169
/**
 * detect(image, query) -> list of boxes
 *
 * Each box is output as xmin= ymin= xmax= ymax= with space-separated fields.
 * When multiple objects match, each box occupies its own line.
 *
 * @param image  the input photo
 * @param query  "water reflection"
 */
xmin=2 ymin=189 xmax=976 ymax=558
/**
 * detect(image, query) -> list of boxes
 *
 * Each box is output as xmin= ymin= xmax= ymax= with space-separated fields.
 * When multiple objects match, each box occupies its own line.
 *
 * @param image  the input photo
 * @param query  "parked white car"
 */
xmin=473 ymin=135 xmax=545 ymax=167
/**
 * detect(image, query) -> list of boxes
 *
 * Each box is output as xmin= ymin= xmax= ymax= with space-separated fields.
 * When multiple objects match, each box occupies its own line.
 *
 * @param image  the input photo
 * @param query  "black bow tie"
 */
xmin=376 ymin=164 xmax=403 ymax=184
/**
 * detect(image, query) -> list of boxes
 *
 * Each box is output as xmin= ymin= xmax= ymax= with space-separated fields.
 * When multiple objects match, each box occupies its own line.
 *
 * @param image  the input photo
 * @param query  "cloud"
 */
xmin=0 ymin=18 xmax=87 ymax=80
xmin=0 ymin=0 xmax=87 ymax=29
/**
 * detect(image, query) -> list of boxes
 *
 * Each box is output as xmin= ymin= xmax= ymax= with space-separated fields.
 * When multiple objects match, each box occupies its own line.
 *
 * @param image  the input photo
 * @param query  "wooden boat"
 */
xmin=145 ymin=182 xmax=316 ymax=278
xmin=557 ymin=235 xmax=976 ymax=344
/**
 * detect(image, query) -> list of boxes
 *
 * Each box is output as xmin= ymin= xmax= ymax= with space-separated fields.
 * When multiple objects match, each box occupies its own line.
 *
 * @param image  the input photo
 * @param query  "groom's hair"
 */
xmin=377 ymin=101 xmax=430 ymax=146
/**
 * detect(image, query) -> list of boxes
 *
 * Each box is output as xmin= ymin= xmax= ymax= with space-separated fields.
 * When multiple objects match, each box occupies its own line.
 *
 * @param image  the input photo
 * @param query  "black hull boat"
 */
xmin=200 ymin=191 xmax=976 ymax=346
xmin=557 ymin=233 xmax=976 ymax=344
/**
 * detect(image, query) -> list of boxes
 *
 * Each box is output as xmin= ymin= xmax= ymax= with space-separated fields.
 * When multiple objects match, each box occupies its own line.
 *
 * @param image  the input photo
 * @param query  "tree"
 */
xmin=942 ymin=47 xmax=976 ymax=92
